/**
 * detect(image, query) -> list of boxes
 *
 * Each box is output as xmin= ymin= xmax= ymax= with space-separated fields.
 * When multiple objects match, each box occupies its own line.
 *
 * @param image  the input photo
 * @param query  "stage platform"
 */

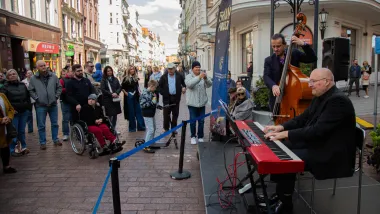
xmin=198 ymin=140 xmax=380 ymax=214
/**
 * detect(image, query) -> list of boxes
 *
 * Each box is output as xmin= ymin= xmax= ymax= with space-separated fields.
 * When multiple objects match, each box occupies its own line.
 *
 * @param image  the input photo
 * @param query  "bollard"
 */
xmin=170 ymin=121 xmax=191 ymax=180
xmin=109 ymin=157 xmax=121 ymax=214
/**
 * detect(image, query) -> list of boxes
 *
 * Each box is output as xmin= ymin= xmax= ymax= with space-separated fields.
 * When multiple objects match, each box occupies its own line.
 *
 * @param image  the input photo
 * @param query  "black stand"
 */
xmin=170 ymin=121 xmax=191 ymax=180
xmin=109 ymin=157 xmax=121 ymax=214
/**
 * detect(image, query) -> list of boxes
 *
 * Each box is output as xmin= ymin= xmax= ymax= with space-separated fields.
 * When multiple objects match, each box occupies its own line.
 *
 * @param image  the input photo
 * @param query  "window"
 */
xmin=341 ymin=26 xmax=356 ymax=63
xmin=11 ymin=0 xmax=19 ymax=13
xmin=94 ymin=23 xmax=97 ymax=39
xmin=207 ymin=0 xmax=213 ymax=8
xmin=110 ymin=13 xmax=113 ymax=24
xmin=117 ymin=32 xmax=119 ymax=43
xmin=71 ymin=18 xmax=75 ymax=35
xmin=30 ymin=0 xmax=36 ymax=19
xmin=242 ymin=31 xmax=253 ymax=73
xmin=89 ymin=21 xmax=92 ymax=37
xmin=70 ymin=0 xmax=74 ymax=7
xmin=109 ymin=0 xmax=112 ymax=4
xmin=46 ymin=0 xmax=51 ymax=24
xmin=62 ymin=14 xmax=67 ymax=33
xmin=77 ymin=0 xmax=81 ymax=11
xmin=77 ymin=21 xmax=81 ymax=38
xmin=116 ymin=13 xmax=118 ymax=24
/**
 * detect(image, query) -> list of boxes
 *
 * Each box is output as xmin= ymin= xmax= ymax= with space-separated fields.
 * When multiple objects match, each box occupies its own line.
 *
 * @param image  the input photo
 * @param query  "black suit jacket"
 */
xmin=282 ymin=86 xmax=356 ymax=180
xmin=158 ymin=71 xmax=186 ymax=105
xmin=264 ymin=44 xmax=317 ymax=110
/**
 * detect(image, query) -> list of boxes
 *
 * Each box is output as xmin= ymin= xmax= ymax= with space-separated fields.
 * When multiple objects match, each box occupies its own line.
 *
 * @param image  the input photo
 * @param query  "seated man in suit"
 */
xmin=263 ymin=68 xmax=356 ymax=214
xmin=264 ymin=33 xmax=317 ymax=111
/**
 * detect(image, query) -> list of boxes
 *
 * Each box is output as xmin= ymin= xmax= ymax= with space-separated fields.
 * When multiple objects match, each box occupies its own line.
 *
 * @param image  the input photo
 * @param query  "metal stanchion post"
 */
xmin=170 ymin=121 xmax=191 ymax=180
xmin=109 ymin=157 xmax=121 ymax=214
xmin=374 ymin=53 xmax=378 ymax=130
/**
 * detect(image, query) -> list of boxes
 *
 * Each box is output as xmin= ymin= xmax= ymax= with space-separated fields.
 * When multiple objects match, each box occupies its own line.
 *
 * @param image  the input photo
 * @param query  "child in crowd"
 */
xmin=140 ymin=80 xmax=161 ymax=153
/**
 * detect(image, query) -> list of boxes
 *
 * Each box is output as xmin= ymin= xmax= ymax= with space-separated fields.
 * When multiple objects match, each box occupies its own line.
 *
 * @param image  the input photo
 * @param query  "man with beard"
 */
xmin=65 ymin=64 xmax=95 ymax=122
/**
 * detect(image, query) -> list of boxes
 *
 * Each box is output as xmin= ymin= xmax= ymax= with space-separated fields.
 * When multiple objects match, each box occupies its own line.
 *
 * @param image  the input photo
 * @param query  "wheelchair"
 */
xmin=69 ymin=117 xmax=125 ymax=159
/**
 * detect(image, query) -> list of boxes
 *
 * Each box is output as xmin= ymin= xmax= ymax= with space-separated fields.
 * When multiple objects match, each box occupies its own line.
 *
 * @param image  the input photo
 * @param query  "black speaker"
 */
xmin=322 ymin=37 xmax=350 ymax=81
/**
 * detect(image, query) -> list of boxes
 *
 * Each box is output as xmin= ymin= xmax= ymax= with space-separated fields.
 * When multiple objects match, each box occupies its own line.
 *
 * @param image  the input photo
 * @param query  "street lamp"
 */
xmin=319 ymin=8 xmax=329 ymax=40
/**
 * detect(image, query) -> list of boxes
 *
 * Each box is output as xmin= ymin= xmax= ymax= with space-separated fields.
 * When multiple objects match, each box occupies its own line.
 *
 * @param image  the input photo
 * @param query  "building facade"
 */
xmin=83 ymin=0 xmax=101 ymax=63
xmin=181 ymin=0 xmax=380 ymax=86
xmin=98 ymin=0 xmax=129 ymax=69
xmin=0 ymin=0 xmax=61 ymax=75
xmin=60 ymin=0 xmax=84 ymax=69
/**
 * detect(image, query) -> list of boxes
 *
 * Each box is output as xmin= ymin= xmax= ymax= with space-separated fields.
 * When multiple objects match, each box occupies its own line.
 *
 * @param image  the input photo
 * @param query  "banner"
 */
xmin=210 ymin=0 xmax=232 ymax=136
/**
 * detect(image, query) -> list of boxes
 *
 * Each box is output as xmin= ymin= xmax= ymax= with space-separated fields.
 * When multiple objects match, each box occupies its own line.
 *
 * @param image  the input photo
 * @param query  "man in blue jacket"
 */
xmin=264 ymin=33 xmax=317 ymax=111
xmin=348 ymin=59 xmax=361 ymax=97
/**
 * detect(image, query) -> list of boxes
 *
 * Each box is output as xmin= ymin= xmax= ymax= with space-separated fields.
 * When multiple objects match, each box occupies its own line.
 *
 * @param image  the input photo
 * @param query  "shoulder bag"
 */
xmin=107 ymin=80 xmax=121 ymax=102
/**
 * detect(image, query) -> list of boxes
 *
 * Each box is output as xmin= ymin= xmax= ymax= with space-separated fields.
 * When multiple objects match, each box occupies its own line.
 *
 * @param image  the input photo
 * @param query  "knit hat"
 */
xmin=88 ymin=94 xmax=98 ymax=100
xmin=192 ymin=61 xmax=201 ymax=69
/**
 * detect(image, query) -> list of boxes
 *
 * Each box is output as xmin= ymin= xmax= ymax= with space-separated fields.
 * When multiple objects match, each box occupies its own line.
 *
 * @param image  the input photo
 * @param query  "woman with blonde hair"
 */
xmin=0 ymin=92 xmax=17 ymax=173
xmin=121 ymin=66 xmax=145 ymax=132
xmin=362 ymin=60 xmax=372 ymax=98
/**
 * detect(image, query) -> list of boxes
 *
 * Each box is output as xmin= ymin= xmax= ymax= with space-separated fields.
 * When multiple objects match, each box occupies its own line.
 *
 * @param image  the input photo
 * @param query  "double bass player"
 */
xmin=264 ymin=33 xmax=317 ymax=112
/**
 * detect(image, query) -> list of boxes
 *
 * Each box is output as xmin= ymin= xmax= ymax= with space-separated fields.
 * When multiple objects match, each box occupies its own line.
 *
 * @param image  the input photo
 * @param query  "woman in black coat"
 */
xmin=100 ymin=66 xmax=122 ymax=132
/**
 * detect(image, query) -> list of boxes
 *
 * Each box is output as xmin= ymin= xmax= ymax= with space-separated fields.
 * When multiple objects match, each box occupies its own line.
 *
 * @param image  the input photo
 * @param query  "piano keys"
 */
xmin=235 ymin=120 xmax=305 ymax=175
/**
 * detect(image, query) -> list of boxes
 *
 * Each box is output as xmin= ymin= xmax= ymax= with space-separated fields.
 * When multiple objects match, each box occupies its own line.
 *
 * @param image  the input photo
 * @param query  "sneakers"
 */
xmin=198 ymin=138 xmax=204 ymax=143
xmin=191 ymin=137 xmax=197 ymax=145
xmin=63 ymin=135 xmax=69 ymax=141
xmin=116 ymin=131 xmax=121 ymax=135
xmin=143 ymin=147 xmax=155 ymax=153
xmin=54 ymin=140 xmax=63 ymax=146
xmin=364 ymin=95 xmax=369 ymax=98
xmin=40 ymin=144 xmax=46 ymax=150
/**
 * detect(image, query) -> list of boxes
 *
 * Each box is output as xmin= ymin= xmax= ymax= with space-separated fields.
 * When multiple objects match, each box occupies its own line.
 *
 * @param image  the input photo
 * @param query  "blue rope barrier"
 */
xmin=93 ymin=165 xmax=113 ymax=214
xmin=93 ymin=109 xmax=218 ymax=212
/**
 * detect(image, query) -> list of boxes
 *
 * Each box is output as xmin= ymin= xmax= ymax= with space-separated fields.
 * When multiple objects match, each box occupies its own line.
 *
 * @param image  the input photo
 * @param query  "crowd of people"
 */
xmin=0 ymin=59 xmax=213 ymax=172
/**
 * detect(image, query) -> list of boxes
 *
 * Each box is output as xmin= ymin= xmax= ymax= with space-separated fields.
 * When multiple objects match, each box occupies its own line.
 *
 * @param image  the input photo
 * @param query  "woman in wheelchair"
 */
xmin=81 ymin=94 xmax=119 ymax=152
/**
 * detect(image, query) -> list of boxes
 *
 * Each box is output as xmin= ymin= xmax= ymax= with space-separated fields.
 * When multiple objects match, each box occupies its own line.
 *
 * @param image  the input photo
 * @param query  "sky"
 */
xmin=129 ymin=0 xmax=182 ymax=55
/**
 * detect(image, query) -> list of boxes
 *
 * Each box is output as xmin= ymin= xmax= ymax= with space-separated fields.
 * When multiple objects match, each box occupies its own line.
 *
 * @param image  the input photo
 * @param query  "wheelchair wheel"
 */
xmin=70 ymin=123 xmax=86 ymax=155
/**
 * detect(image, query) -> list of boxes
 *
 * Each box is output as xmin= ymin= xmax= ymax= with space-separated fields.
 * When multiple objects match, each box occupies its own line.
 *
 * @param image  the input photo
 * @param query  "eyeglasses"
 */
xmin=308 ymin=78 xmax=330 ymax=85
xmin=76 ymin=70 xmax=83 ymax=72
xmin=237 ymin=93 xmax=245 ymax=96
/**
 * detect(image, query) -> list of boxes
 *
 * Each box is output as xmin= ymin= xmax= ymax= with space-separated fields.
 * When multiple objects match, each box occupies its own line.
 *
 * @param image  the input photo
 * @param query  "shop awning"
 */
xmin=25 ymin=40 xmax=60 ymax=54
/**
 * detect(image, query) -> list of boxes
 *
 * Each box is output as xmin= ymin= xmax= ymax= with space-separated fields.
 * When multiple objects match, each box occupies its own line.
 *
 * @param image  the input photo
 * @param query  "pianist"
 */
xmin=263 ymin=68 xmax=356 ymax=214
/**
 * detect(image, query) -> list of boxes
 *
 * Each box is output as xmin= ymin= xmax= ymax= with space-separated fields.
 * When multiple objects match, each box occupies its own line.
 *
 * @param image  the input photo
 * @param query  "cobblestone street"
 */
xmin=0 ymin=94 xmax=210 ymax=214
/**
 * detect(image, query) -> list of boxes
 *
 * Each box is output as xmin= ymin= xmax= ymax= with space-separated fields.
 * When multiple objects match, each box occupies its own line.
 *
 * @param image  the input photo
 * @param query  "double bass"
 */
xmin=272 ymin=12 xmax=313 ymax=125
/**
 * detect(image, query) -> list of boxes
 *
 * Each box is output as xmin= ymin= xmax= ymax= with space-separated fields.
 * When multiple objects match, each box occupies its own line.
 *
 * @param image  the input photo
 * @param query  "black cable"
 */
xmin=223 ymin=137 xmax=238 ymax=187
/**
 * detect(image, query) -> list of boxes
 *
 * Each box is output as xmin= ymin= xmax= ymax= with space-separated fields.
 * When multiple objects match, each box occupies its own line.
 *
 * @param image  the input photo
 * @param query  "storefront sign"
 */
xmin=27 ymin=40 xmax=59 ymax=54
xmin=280 ymin=23 xmax=313 ymax=45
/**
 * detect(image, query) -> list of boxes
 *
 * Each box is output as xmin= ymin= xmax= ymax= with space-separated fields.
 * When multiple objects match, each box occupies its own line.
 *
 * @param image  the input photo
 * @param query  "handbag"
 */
xmin=107 ymin=80 xmax=121 ymax=102
xmin=0 ymin=105 xmax=17 ymax=139
xmin=362 ymin=74 xmax=370 ymax=80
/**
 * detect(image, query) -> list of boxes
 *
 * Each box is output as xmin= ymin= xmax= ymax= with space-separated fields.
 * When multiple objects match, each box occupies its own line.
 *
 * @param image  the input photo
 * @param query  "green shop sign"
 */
xmin=65 ymin=44 xmax=75 ymax=57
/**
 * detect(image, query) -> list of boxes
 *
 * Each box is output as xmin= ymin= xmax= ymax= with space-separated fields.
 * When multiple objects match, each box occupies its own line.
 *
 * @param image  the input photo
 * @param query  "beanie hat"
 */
xmin=192 ymin=61 xmax=201 ymax=69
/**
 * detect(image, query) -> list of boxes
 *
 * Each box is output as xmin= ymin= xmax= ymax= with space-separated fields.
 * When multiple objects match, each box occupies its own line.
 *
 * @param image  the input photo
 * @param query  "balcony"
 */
xmin=122 ymin=7 xmax=130 ymax=19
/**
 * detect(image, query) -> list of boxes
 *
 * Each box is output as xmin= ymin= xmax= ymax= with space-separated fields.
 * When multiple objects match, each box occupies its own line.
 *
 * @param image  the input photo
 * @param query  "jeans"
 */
xmin=143 ymin=117 xmax=156 ymax=142
xmin=88 ymin=124 xmax=116 ymax=147
xmin=126 ymin=96 xmax=145 ymax=132
xmin=348 ymin=77 xmax=360 ymax=95
xmin=27 ymin=105 xmax=34 ymax=132
xmin=36 ymin=105 xmax=59 ymax=145
xmin=61 ymin=101 xmax=72 ymax=136
xmin=10 ymin=111 xmax=29 ymax=153
xmin=188 ymin=106 xmax=206 ymax=138
xmin=163 ymin=96 xmax=180 ymax=131
xmin=109 ymin=116 xmax=117 ymax=129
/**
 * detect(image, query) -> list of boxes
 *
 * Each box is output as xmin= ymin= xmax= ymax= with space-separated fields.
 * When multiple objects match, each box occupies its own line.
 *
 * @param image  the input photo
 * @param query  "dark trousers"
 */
xmin=0 ymin=147 xmax=10 ymax=167
xmin=348 ymin=77 xmax=360 ymax=95
xmin=272 ymin=141 xmax=309 ymax=204
xmin=163 ymin=95 xmax=180 ymax=131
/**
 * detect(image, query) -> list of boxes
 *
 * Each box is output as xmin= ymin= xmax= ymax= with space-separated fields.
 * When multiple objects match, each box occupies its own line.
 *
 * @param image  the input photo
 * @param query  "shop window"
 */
xmin=242 ymin=31 xmax=253 ymax=73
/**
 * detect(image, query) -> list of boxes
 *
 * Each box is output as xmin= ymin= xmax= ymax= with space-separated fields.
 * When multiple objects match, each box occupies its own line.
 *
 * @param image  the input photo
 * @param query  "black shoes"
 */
xmin=257 ymin=193 xmax=280 ymax=204
xmin=3 ymin=167 xmax=17 ymax=174
xmin=273 ymin=201 xmax=293 ymax=214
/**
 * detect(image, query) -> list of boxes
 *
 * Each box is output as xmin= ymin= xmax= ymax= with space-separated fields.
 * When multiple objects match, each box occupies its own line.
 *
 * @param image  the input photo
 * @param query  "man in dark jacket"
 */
xmin=264 ymin=33 xmax=317 ymax=111
xmin=28 ymin=60 xmax=62 ymax=150
xmin=263 ymin=68 xmax=356 ymax=213
xmin=348 ymin=59 xmax=361 ymax=97
xmin=65 ymin=64 xmax=95 ymax=122
xmin=159 ymin=63 xmax=186 ymax=132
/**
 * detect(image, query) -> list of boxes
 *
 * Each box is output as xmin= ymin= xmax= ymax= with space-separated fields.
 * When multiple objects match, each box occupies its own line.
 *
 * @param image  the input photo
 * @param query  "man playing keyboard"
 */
xmin=263 ymin=68 xmax=356 ymax=214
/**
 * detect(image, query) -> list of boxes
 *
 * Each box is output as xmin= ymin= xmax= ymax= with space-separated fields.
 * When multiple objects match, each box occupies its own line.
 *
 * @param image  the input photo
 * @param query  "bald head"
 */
xmin=36 ymin=60 xmax=47 ymax=74
xmin=309 ymin=68 xmax=335 ymax=97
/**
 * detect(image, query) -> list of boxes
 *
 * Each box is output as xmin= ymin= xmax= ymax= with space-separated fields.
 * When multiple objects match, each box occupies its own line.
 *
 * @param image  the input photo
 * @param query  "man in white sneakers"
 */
xmin=185 ymin=61 xmax=212 ymax=144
